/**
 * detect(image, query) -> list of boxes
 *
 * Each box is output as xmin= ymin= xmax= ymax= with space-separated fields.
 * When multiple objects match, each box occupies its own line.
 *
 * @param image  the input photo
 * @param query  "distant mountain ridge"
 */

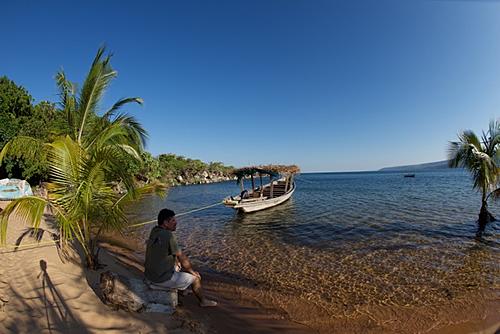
xmin=379 ymin=160 xmax=451 ymax=172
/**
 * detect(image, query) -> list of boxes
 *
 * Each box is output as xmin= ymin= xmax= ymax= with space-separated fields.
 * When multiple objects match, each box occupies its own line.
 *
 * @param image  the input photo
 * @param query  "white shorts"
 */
xmin=150 ymin=271 xmax=196 ymax=291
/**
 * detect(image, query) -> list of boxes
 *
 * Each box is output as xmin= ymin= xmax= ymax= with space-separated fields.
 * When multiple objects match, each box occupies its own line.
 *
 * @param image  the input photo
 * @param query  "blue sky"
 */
xmin=2 ymin=1 xmax=500 ymax=172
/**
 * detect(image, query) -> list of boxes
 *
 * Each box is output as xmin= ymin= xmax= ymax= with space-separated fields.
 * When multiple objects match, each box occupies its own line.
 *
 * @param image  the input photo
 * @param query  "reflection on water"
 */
xmin=126 ymin=170 xmax=499 ymax=332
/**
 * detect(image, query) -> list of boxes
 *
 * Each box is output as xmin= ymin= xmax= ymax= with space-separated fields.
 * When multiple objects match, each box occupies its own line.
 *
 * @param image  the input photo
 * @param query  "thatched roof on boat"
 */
xmin=259 ymin=164 xmax=300 ymax=174
xmin=233 ymin=165 xmax=300 ymax=180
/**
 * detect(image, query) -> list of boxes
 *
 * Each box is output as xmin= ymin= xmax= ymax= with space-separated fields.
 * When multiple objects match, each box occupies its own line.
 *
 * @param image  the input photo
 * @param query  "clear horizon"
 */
xmin=2 ymin=1 xmax=500 ymax=172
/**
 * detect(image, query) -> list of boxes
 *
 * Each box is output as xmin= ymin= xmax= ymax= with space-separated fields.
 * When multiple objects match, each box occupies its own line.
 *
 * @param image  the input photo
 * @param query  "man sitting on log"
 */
xmin=144 ymin=208 xmax=217 ymax=307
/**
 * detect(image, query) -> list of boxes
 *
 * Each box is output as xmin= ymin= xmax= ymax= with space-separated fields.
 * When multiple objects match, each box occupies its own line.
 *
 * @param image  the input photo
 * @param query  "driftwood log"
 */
xmin=99 ymin=271 xmax=178 ymax=314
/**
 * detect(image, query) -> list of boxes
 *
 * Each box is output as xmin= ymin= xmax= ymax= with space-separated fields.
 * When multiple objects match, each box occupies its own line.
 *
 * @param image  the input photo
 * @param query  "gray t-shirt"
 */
xmin=144 ymin=226 xmax=179 ymax=283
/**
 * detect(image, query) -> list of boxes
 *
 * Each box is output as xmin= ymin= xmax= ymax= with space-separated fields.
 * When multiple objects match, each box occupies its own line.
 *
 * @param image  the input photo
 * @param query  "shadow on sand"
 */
xmin=37 ymin=259 xmax=86 ymax=334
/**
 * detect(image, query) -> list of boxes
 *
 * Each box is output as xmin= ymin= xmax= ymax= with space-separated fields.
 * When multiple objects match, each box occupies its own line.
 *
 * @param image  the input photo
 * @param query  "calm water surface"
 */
xmin=127 ymin=170 xmax=499 ymax=331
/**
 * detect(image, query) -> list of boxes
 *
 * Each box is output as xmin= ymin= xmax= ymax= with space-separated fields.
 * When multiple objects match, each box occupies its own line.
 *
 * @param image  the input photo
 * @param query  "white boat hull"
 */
xmin=232 ymin=184 xmax=295 ymax=213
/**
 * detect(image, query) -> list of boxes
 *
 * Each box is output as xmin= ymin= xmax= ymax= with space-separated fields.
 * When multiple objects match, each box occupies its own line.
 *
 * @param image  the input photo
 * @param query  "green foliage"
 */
xmin=208 ymin=161 xmax=234 ymax=174
xmin=14 ymin=102 xmax=66 ymax=181
xmin=0 ymin=75 xmax=233 ymax=185
xmin=158 ymin=154 xmax=206 ymax=177
xmin=0 ymin=78 xmax=62 ymax=181
xmin=0 ymin=49 xmax=233 ymax=270
xmin=140 ymin=152 xmax=162 ymax=181
xmin=158 ymin=154 xmax=188 ymax=175
xmin=0 ymin=113 xmax=20 ymax=148
xmin=0 ymin=47 xmax=164 ymax=269
xmin=157 ymin=153 xmax=233 ymax=182
xmin=19 ymin=101 xmax=65 ymax=139
xmin=0 ymin=77 xmax=32 ymax=148
xmin=122 ymin=151 xmax=162 ymax=183
xmin=0 ymin=76 xmax=33 ymax=117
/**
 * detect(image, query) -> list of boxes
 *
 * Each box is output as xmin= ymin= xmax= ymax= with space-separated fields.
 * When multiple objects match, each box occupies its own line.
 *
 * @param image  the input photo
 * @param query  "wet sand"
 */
xmin=194 ymin=264 xmax=499 ymax=334
xmin=106 ymin=236 xmax=500 ymax=334
xmin=180 ymin=235 xmax=500 ymax=334
xmin=101 ymin=242 xmax=315 ymax=334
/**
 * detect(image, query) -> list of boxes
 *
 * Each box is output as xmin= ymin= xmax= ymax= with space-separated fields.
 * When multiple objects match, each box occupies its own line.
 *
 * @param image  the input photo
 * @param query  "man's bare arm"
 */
xmin=176 ymin=250 xmax=201 ymax=279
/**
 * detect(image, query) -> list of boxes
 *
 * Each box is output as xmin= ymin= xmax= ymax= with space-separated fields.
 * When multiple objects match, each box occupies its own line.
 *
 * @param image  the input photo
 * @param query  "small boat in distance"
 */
xmin=223 ymin=165 xmax=300 ymax=213
xmin=404 ymin=174 xmax=416 ymax=178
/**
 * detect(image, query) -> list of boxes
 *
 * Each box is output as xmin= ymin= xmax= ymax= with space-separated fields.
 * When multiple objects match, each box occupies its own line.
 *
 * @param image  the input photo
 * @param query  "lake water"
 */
xmin=126 ymin=169 xmax=499 ymax=332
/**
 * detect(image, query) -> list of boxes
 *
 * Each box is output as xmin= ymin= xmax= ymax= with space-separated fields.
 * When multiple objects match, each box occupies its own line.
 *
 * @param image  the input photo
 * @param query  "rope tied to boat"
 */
xmin=0 ymin=200 xmax=223 ymax=254
xmin=294 ymin=176 xmax=316 ymax=184
xmin=127 ymin=201 xmax=223 ymax=228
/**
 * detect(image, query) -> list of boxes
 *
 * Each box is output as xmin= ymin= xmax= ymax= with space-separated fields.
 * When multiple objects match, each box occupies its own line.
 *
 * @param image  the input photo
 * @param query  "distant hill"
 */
xmin=379 ymin=160 xmax=451 ymax=172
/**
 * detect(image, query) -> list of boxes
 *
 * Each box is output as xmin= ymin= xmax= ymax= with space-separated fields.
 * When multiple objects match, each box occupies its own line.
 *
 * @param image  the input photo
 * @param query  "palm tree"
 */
xmin=448 ymin=120 xmax=500 ymax=225
xmin=0 ymin=47 xmax=164 ymax=269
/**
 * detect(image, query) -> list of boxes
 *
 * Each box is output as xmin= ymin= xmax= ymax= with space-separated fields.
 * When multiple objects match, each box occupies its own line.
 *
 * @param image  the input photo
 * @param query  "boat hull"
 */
xmin=234 ymin=184 xmax=295 ymax=213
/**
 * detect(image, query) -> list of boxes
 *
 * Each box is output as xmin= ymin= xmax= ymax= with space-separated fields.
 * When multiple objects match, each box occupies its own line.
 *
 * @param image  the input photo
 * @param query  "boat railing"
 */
xmin=239 ymin=197 xmax=268 ymax=203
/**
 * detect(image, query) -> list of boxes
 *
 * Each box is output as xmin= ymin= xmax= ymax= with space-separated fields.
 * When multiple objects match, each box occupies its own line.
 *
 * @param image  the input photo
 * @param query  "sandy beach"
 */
xmin=2 ymin=196 xmax=499 ymax=334
xmin=4 ymin=2 xmax=500 ymax=332
xmin=0 ymin=202 xmax=186 ymax=334
xmin=0 ymin=201 xmax=314 ymax=334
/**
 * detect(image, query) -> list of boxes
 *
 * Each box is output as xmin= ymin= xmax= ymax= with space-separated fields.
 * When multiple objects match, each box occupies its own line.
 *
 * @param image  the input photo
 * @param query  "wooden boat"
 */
xmin=223 ymin=165 xmax=299 ymax=213
xmin=0 ymin=178 xmax=33 ymax=200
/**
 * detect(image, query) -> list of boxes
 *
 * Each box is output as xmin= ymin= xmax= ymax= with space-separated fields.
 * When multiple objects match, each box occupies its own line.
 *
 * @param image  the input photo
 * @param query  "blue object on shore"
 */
xmin=0 ymin=178 xmax=33 ymax=200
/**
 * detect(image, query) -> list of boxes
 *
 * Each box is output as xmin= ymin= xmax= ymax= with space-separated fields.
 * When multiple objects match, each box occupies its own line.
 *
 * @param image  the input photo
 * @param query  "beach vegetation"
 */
xmin=0 ymin=49 xmax=234 ymax=267
xmin=0 ymin=78 xmax=63 ymax=182
xmin=158 ymin=153 xmax=233 ymax=180
xmin=0 ymin=47 xmax=164 ymax=269
xmin=0 ymin=76 xmax=234 ymax=186
xmin=0 ymin=76 xmax=33 ymax=118
xmin=448 ymin=120 xmax=500 ymax=225
xmin=124 ymin=151 xmax=163 ymax=183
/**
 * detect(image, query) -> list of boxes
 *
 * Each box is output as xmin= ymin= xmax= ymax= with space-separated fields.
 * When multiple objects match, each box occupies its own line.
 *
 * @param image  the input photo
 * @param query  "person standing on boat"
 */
xmin=144 ymin=208 xmax=217 ymax=307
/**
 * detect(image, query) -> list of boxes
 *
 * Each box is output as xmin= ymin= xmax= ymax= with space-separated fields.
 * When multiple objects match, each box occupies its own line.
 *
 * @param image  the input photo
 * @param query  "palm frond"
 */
xmin=56 ymin=70 xmax=78 ymax=139
xmin=77 ymin=47 xmax=117 ymax=143
xmin=93 ymin=144 xmax=141 ymax=193
xmin=48 ymin=136 xmax=85 ymax=188
xmin=448 ymin=131 xmax=482 ymax=168
xmin=116 ymin=181 xmax=167 ymax=205
xmin=0 ymin=196 xmax=48 ymax=244
xmin=111 ymin=113 xmax=148 ymax=150
xmin=447 ymin=128 xmax=499 ymax=193
xmin=0 ymin=46 xmax=155 ymax=269
xmin=488 ymin=187 xmax=500 ymax=201
xmin=84 ymin=121 xmax=129 ymax=152
xmin=487 ymin=119 xmax=500 ymax=155
xmin=0 ymin=136 xmax=47 ymax=167
xmin=102 ymin=97 xmax=143 ymax=120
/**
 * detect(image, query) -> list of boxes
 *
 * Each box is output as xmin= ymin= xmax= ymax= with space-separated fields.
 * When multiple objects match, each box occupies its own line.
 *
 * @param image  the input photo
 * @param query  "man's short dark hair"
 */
xmin=158 ymin=208 xmax=175 ymax=226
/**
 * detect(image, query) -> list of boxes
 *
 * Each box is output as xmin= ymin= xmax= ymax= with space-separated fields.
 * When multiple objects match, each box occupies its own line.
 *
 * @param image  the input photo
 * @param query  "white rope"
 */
xmin=295 ymin=177 xmax=316 ymax=184
xmin=127 ymin=201 xmax=223 ymax=228
xmin=0 ymin=200 xmax=223 ymax=253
